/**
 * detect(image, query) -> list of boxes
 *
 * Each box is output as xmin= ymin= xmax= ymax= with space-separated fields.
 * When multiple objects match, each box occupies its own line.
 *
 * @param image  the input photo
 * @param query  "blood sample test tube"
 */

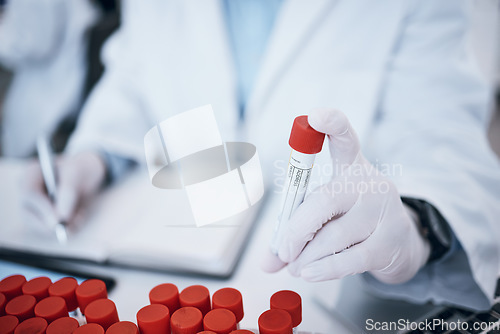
xmin=171 ymin=306 xmax=203 ymax=334
xmin=49 ymin=277 xmax=79 ymax=312
xmin=0 ymin=293 xmax=6 ymax=316
xmin=136 ymin=304 xmax=170 ymax=334
xmin=212 ymin=288 xmax=244 ymax=326
xmin=22 ymin=276 xmax=52 ymax=302
xmin=105 ymin=321 xmax=139 ymax=334
xmin=0 ymin=275 xmax=27 ymax=300
xmin=270 ymin=290 xmax=301 ymax=333
xmin=34 ymin=296 xmax=68 ymax=323
xmin=258 ymin=309 xmax=293 ymax=334
xmin=84 ymin=299 xmax=119 ymax=330
xmin=73 ymin=323 xmax=105 ymax=334
xmin=179 ymin=286 xmax=211 ymax=316
xmin=149 ymin=283 xmax=180 ymax=313
xmin=5 ymin=295 xmax=36 ymax=322
xmin=75 ymin=280 xmax=107 ymax=314
xmin=203 ymin=309 xmax=237 ymax=334
xmin=229 ymin=330 xmax=254 ymax=333
xmin=271 ymin=115 xmax=325 ymax=254
xmin=14 ymin=317 xmax=48 ymax=334
xmin=46 ymin=316 xmax=80 ymax=334
xmin=0 ymin=315 xmax=19 ymax=334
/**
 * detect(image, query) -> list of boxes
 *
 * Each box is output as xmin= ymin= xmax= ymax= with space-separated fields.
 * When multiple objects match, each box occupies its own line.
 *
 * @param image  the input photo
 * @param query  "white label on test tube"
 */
xmin=271 ymin=115 xmax=325 ymax=255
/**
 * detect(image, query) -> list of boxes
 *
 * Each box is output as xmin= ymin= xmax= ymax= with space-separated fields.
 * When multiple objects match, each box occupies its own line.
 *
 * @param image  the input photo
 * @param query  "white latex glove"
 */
xmin=264 ymin=109 xmax=430 ymax=284
xmin=22 ymin=152 xmax=106 ymax=230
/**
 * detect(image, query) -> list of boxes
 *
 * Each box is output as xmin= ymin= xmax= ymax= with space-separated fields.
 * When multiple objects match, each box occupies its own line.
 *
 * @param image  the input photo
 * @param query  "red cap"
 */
xmin=22 ymin=277 xmax=52 ymax=302
xmin=258 ymin=309 xmax=292 ymax=334
xmin=149 ymin=283 xmax=180 ymax=313
xmin=212 ymin=288 xmax=244 ymax=323
xmin=14 ymin=317 xmax=48 ymax=334
xmin=5 ymin=295 xmax=36 ymax=322
xmin=46 ymin=317 xmax=79 ymax=334
xmin=136 ymin=304 xmax=170 ymax=334
xmin=0 ymin=293 xmax=6 ymax=316
xmin=0 ymin=275 xmax=27 ymax=300
xmin=203 ymin=309 xmax=236 ymax=334
xmin=49 ymin=277 xmax=78 ymax=312
xmin=105 ymin=321 xmax=139 ymax=334
xmin=179 ymin=286 xmax=210 ymax=316
xmin=197 ymin=332 xmax=217 ymax=334
xmin=73 ymin=323 xmax=104 ymax=334
xmin=34 ymin=296 xmax=68 ymax=323
xmin=171 ymin=307 xmax=203 ymax=334
xmin=288 ymin=116 xmax=325 ymax=154
xmin=75 ymin=279 xmax=107 ymax=314
xmin=270 ymin=290 xmax=301 ymax=328
xmin=85 ymin=299 xmax=119 ymax=330
xmin=230 ymin=331 xmax=255 ymax=334
xmin=0 ymin=315 xmax=19 ymax=334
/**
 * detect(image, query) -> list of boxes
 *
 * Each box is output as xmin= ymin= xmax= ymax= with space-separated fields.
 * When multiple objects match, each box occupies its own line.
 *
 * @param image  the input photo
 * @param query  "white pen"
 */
xmin=36 ymin=135 xmax=68 ymax=244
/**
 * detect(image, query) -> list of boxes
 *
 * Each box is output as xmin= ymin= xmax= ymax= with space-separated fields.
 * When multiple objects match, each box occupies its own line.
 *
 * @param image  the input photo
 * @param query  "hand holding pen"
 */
xmin=21 ymin=139 xmax=107 ymax=243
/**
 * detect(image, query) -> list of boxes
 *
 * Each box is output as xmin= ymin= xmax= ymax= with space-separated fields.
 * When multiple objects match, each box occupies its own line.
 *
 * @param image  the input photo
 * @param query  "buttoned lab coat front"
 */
xmin=68 ymin=0 xmax=500 ymax=310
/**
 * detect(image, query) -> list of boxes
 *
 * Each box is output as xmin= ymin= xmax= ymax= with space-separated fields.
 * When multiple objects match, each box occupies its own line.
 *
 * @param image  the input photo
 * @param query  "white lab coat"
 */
xmin=68 ymin=0 xmax=500 ymax=310
xmin=0 ymin=0 xmax=98 ymax=157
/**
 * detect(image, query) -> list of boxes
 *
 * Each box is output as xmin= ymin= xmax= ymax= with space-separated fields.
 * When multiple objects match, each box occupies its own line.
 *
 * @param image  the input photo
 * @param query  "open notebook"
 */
xmin=0 ymin=159 xmax=264 ymax=277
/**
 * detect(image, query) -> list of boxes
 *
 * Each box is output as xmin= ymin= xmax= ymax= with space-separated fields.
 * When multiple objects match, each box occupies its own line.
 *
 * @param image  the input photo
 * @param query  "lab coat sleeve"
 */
xmin=363 ymin=0 xmax=500 ymax=310
xmin=66 ymin=0 xmax=153 ymax=164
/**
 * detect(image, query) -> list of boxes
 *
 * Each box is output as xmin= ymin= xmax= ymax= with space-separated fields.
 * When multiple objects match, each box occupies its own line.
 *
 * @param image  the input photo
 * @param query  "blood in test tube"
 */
xmin=75 ymin=279 xmax=107 ymax=314
xmin=0 ymin=275 xmax=27 ymax=300
xmin=22 ymin=276 xmax=52 ymax=302
xmin=136 ymin=304 xmax=170 ymax=334
xmin=84 ymin=299 xmax=119 ymax=330
xmin=258 ymin=309 xmax=293 ymax=334
xmin=270 ymin=290 xmax=301 ymax=333
xmin=0 ymin=315 xmax=19 ymax=334
xmin=203 ymin=308 xmax=237 ymax=334
xmin=149 ymin=283 xmax=180 ymax=313
xmin=5 ymin=295 xmax=36 ymax=322
xmin=170 ymin=306 xmax=203 ymax=334
xmin=49 ymin=277 xmax=79 ymax=312
xmin=34 ymin=296 xmax=69 ymax=323
xmin=212 ymin=288 xmax=244 ymax=326
xmin=179 ymin=285 xmax=211 ymax=316
xmin=229 ymin=330 xmax=255 ymax=333
xmin=46 ymin=316 xmax=80 ymax=334
xmin=105 ymin=321 xmax=139 ymax=334
xmin=73 ymin=323 xmax=105 ymax=334
xmin=0 ymin=293 xmax=6 ymax=316
xmin=14 ymin=317 xmax=48 ymax=334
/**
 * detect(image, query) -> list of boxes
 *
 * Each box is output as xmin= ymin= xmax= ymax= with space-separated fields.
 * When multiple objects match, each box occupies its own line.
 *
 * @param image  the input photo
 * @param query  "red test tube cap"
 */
xmin=203 ymin=309 xmax=236 ymax=334
xmin=75 ymin=279 xmax=107 ymax=314
xmin=85 ymin=298 xmax=119 ymax=330
xmin=149 ymin=283 xmax=180 ymax=313
xmin=197 ymin=332 xmax=217 ymax=334
xmin=137 ymin=304 xmax=170 ymax=334
xmin=288 ymin=115 xmax=325 ymax=155
xmin=270 ymin=290 xmax=302 ymax=328
xmin=22 ymin=276 xmax=52 ymax=302
xmin=258 ymin=309 xmax=292 ymax=334
xmin=14 ymin=317 xmax=48 ymax=334
xmin=74 ymin=323 xmax=105 ymax=334
xmin=230 ymin=331 xmax=255 ymax=334
xmin=46 ymin=316 xmax=80 ymax=334
xmin=34 ymin=296 xmax=68 ymax=323
xmin=106 ymin=321 xmax=139 ymax=334
xmin=5 ymin=295 xmax=36 ymax=322
xmin=212 ymin=288 xmax=244 ymax=323
xmin=0 ymin=315 xmax=19 ymax=334
xmin=0 ymin=293 xmax=7 ymax=316
xmin=49 ymin=277 xmax=79 ymax=312
xmin=171 ymin=306 xmax=203 ymax=334
xmin=179 ymin=285 xmax=210 ymax=315
xmin=0 ymin=275 xmax=27 ymax=300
